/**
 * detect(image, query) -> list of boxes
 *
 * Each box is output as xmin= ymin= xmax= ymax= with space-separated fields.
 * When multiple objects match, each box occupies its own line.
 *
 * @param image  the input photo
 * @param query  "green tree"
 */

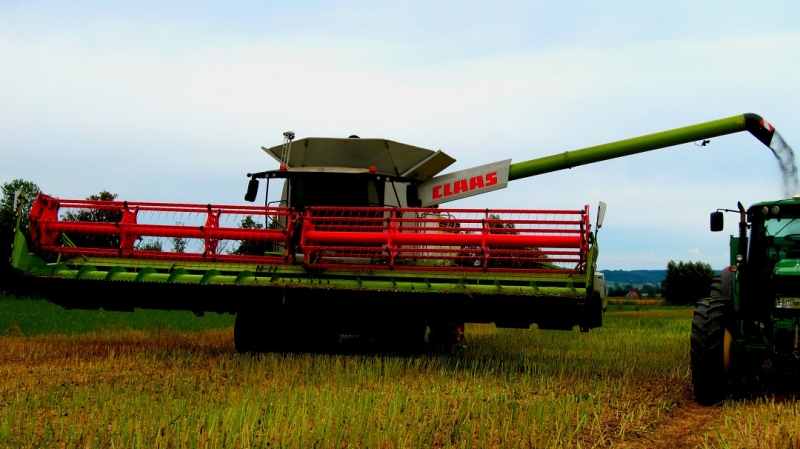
xmin=1 ymin=179 xmax=41 ymax=290
xmin=1 ymin=179 xmax=41 ymax=244
xmin=135 ymin=239 xmax=163 ymax=251
xmin=171 ymin=222 xmax=187 ymax=253
xmin=641 ymin=284 xmax=660 ymax=297
xmin=62 ymin=191 xmax=122 ymax=249
xmin=661 ymin=260 xmax=716 ymax=305
xmin=231 ymin=215 xmax=270 ymax=255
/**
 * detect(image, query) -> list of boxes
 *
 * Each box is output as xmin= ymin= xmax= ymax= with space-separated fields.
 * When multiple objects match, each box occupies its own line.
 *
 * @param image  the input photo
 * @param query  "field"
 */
xmin=1 ymin=295 xmax=799 ymax=448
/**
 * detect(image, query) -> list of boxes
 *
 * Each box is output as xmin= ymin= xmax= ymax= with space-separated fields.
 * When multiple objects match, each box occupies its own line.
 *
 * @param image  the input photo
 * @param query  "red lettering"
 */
xmin=443 ymin=183 xmax=453 ymax=196
xmin=485 ymin=172 xmax=498 ymax=186
xmin=432 ymin=185 xmax=442 ymax=199
xmin=454 ymin=179 xmax=468 ymax=194
xmin=469 ymin=175 xmax=484 ymax=190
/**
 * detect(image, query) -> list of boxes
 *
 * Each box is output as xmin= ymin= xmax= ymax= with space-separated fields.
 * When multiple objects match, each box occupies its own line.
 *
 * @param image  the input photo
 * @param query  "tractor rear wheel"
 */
xmin=690 ymin=297 xmax=732 ymax=405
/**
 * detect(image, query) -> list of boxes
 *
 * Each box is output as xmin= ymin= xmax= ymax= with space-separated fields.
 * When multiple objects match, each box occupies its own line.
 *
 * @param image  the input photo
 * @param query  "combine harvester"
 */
xmin=10 ymin=113 xmax=781 ymax=353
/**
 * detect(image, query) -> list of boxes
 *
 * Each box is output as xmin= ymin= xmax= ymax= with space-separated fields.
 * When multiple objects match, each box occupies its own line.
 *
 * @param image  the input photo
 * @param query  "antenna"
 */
xmin=281 ymin=131 xmax=295 ymax=166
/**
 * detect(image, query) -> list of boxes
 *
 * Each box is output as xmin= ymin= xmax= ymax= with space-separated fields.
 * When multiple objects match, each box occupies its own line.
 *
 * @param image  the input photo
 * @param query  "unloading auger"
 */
xmin=10 ymin=113 xmax=780 ymax=352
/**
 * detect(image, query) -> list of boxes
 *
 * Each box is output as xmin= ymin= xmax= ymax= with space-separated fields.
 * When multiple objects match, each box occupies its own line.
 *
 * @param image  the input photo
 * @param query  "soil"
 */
xmin=619 ymin=387 xmax=721 ymax=449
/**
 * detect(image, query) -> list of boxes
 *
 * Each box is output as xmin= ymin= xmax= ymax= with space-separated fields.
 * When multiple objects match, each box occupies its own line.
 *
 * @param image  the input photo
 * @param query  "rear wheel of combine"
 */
xmin=691 ymin=297 xmax=732 ymax=405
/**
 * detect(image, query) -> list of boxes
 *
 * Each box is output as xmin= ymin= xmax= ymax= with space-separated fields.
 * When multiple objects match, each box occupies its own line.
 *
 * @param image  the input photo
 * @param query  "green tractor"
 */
xmin=692 ymin=198 xmax=800 ymax=405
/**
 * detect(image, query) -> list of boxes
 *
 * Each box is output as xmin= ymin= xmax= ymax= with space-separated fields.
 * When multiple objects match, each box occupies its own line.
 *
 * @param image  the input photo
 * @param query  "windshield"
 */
xmin=764 ymin=217 xmax=800 ymax=238
xmin=755 ymin=214 xmax=800 ymax=264
xmin=290 ymin=174 xmax=385 ymax=209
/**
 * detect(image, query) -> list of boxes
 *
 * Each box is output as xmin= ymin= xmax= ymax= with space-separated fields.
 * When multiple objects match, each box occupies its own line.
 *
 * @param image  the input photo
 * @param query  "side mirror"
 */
xmin=244 ymin=178 xmax=259 ymax=202
xmin=596 ymin=201 xmax=607 ymax=229
xmin=710 ymin=211 xmax=724 ymax=232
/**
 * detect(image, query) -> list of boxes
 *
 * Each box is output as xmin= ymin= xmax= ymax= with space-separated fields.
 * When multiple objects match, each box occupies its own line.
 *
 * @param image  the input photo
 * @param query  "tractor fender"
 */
xmin=716 ymin=268 xmax=734 ymax=300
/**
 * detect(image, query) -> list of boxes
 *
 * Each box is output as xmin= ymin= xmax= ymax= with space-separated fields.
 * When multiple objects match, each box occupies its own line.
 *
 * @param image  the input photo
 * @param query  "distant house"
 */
xmin=626 ymin=291 xmax=640 ymax=298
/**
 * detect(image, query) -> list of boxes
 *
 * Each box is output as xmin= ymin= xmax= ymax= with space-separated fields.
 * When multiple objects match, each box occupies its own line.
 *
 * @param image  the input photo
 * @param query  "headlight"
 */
xmin=776 ymin=297 xmax=800 ymax=309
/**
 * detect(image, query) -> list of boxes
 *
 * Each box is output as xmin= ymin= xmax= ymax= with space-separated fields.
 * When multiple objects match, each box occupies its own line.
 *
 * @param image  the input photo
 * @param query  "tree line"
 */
xmin=606 ymin=260 xmax=716 ymax=305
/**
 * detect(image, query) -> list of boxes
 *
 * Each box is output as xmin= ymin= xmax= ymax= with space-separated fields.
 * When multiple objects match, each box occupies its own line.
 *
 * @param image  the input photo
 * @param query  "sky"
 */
xmin=2 ymin=1 xmax=800 ymax=270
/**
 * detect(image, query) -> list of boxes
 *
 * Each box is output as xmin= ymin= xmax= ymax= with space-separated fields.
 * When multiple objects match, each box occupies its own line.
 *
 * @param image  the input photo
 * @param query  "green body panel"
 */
xmin=774 ymin=259 xmax=800 ymax=276
xmin=729 ymin=236 xmax=740 ymax=267
xmin=508 ymin=114 xmax=747 ymax=181
xmin=729 ymin=236 xmax=741 ymax=311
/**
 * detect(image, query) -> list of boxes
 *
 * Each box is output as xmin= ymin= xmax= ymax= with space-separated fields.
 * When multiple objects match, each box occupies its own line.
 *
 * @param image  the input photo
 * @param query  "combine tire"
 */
xmin=234 ymin=306 xmax=293 ymax=353
xmin=234 ymin=310 xmax=262 ymax=353
xmin=690 ymin=297 xmax=731 ymax=405
xmin=428 ymin=321 xmax=466 ymax=351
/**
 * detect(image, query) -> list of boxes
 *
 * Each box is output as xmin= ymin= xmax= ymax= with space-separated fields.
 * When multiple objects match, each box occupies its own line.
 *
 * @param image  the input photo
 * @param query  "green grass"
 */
xmin=0 ymin=293 xmax=235 ymax=336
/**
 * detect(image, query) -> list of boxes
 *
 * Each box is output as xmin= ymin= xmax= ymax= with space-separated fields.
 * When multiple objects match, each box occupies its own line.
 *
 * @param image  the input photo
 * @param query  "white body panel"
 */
xmin=417 ymin=159 xmax=511 ymax=207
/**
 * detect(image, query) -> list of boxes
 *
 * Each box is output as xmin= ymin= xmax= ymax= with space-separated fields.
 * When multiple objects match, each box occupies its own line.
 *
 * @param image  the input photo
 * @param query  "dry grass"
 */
xmin=703 ymin=397 xmax=800 ymax=448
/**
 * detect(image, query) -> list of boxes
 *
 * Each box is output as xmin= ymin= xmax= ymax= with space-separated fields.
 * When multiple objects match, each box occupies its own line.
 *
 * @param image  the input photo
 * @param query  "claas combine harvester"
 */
xmin=10 ymin=113 xmax=782 ymax=354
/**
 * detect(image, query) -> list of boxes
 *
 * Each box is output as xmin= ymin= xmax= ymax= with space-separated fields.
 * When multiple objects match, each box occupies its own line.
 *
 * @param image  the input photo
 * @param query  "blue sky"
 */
xmin=2 ymin=1 xmax=800 ymax=270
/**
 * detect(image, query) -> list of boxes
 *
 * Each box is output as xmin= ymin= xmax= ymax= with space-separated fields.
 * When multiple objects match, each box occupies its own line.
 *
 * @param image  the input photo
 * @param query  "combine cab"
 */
xmin=10 ymin=113 xmax=782 ymax=352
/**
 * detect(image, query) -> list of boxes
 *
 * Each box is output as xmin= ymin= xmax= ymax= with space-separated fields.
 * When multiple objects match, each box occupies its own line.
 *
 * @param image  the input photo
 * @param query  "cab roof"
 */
xmin=750 ymin=197 xmax=800 ymax=210
xmin=261 ymin=137 xmax=456 ymax=181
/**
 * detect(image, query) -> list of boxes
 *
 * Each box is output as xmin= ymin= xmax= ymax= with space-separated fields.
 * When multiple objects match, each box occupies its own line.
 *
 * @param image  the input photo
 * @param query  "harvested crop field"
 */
xmin=1 ymin=295 xmax=798 ymax=448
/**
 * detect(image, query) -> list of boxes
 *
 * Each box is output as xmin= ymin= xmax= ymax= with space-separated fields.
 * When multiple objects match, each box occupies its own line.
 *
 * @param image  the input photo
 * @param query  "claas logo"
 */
xmin=431 ymin=172 xmax=498 ymax=200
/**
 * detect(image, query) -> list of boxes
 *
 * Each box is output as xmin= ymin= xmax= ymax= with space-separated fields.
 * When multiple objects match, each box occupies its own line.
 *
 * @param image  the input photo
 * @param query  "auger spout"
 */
xmin=417 ymin=113 xmax=780 ymax=206
xmin=506 ymin=113 xmax=776 ymax=181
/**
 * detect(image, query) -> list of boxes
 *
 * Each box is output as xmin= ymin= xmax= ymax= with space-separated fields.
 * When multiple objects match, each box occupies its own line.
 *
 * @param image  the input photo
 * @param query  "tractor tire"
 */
xmin=690 ymin=297 xmax=731 ymax=405
xmin=710 ymin=273 xmax=733 ymax=301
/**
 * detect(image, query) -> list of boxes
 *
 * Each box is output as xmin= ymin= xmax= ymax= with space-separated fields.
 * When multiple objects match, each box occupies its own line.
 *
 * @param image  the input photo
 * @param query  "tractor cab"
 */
xmin=752 ymin=202 xmax=800 ymax=265
xmin=711 ymin=198 xmax=800 ymax=267
xmin=711 ymin=198 xmax=800 ymax=310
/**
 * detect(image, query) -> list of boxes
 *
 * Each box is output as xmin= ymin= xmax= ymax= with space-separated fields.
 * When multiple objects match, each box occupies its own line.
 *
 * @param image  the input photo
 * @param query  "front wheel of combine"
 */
xmin=428 ymin=321 xmax=466 ymax=352
xmin=691 ymin=298 xmax=732 ymax=405
xmin=234 ymin=310 xmax=262 ymax=353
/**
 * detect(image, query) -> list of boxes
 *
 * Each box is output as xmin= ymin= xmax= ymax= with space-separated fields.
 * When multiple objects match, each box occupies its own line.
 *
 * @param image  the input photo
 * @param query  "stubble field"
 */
xmin=1 ymin=295 xmax=798 ymax=448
